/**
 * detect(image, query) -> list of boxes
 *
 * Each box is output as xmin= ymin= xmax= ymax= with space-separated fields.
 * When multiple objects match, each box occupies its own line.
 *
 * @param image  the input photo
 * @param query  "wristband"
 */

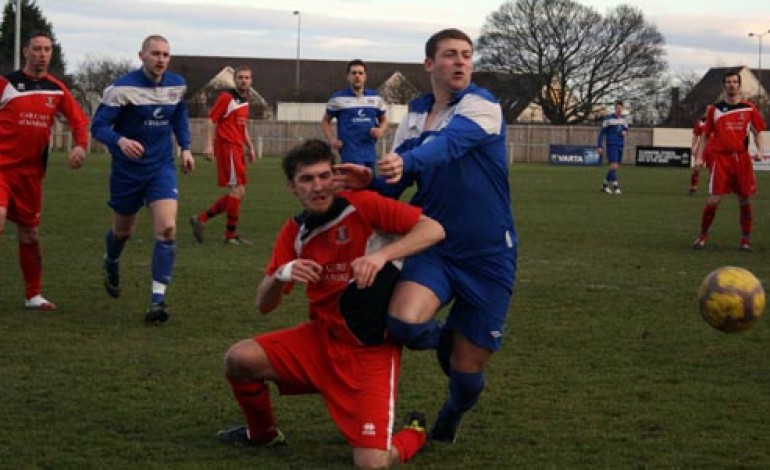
xmin=275 ymin=261 xmax=297 ymax=282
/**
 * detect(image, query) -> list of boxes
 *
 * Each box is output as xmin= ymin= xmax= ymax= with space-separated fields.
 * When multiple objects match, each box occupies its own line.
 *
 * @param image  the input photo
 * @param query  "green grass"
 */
xmin=2 ymin=154 xmax=770 ymax=468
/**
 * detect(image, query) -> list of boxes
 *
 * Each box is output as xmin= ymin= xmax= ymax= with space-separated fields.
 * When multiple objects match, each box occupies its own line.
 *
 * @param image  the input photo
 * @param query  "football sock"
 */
xmin=444 ymin=369 xmax=485 ymax=417
xmin=690 ymin=169 xmax=700 ymax=188
xmin=387 ymin=316 xmax=441 ymax=350
xmin=700 ymin=203 xmax=718 ymax=235
xmin=19 ymin=239 xmax=42 ymax=299
xmin=201 ymin=195 xmax=229 ymax=223
xmin=150 ymin=240 xmax=176 ymax=304
xmin=228 ymin=379 xmax=279 ymax=443
xmin=105 ymin=229 xmax=127 ymax=261
xmin=740 ymin=204 xmax=752 ymax=237
xmin=392 ymin=426 xmax=427 ymax=463
xmin=225 ymin=196 xmax=242 ymax=239
xmin=606 ymin=169 xmax=617 ymax=182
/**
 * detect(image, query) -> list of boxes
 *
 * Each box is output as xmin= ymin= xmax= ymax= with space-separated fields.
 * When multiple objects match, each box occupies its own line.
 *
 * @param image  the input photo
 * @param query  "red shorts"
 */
xmin=0 ymin=171 xmax=42 ymax=227
xmin=255 ymin=321 xmax=402 ymax=450
xmin=215 ymin=140 xmax=247 ymax=187
xmin=709 ymin=152 xmax=756 ymax=198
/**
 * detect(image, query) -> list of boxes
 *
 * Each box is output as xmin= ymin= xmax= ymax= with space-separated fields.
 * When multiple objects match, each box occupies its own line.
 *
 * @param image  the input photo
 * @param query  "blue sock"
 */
xmin=105 ymin=229 xmax=127 ymax=261
xmin=387 ymin=316 xmax=441 ymax=350
xmin=606 ymin=169 xmax=617 ymax=182
xmin=438 ymin=369 xmax=485 ymax=423
xmin=151 ymin=240 xmax=176 ymax=304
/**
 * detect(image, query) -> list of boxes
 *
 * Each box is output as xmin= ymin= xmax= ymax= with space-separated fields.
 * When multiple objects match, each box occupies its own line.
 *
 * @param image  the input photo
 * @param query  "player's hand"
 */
xmin=181 ymin=150 xmax=195 ymax=174
xmin=203 ymin=145 xmax=214 ymax=161
xmin=68 ymin=146 xmax=86 ymax=169
xmin=118 ymin=137 xmax=144 ymax=159
xmin=597 ymin=147 xmax=604 ymax=156
xmin=330 ymin=139 xmax=343 ymax=151
xmin=351 ymin=254 xmax=386 ymax=289
xmin=333 ymin=163 xmax=372 ymax=190
xmin=751 ymin=153 xmax=764 ymax=162
xmin=370 ymin=127 xmax=385 ymax=140
xmin=378 ymin=153 xmax=404 ymax=184
xmin=275 ymin=259 xmax=323 ymax=284
xmin=247 ymin=148 xmax=256 ymax=163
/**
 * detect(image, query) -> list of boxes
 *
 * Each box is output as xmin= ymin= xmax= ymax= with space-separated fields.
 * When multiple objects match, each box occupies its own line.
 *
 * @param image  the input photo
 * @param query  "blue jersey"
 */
xmin=325 ymin=87 xmax=386 ymax=165
xmin=597 ymin=113 xmax=628 ymax=148
xmin=91 ymin=69 xmax=191 ymax=176
xmin=374 ymin=83 xmax=516 ymax=259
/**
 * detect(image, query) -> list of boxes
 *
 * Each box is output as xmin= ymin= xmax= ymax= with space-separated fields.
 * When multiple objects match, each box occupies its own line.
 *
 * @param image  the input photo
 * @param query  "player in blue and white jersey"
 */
xmin=91 ymin=34 xmax=195 ymax=324
xmin=597 ymin=100 xmax=629 ymax=195
xmin=337 ymin=28 xmax=517 ymax=445
xmin=321 ymin=59 xmax=387 ymax=170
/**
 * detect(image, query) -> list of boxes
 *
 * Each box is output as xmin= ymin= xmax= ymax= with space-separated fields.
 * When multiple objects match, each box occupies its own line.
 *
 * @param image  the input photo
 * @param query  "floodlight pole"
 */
xmin=748 ymin=29 xmax=770 ymax=114
xmin=14 ymin=0 xmax=22 ymax=69
xmin=293 ymin=10 xmax=301 ymax=98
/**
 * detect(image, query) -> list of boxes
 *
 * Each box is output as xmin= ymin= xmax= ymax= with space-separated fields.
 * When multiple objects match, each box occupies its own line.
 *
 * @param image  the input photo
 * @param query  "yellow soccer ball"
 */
xmin=698 ymin=266 xmax=765 ymax=333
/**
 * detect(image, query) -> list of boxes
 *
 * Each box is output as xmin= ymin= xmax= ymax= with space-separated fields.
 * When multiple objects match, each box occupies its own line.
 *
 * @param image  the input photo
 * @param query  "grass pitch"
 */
xmin=1 ymin=154 xmax=769 ymax=468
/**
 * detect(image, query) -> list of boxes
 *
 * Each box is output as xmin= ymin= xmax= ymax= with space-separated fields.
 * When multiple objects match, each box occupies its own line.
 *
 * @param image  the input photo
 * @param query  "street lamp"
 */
xmin=293 ymin=10 xmax=301 ymax=98
xmin=748 ymin=29 xmax=770 ymax=112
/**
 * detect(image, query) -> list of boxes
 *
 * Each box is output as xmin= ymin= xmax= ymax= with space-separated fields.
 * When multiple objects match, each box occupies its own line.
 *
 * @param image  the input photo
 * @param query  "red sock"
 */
xmin=392 ymin=427 xmax=427 ymax=463
xmin=228 ymin=379 xmax=278 ymax=443
xmin=225 ymin=196 xmax=242 ymax=239
xmin=690 ymin=169 xmax=699 ymax=188
xmin=700 ymin=203 xmax=717 ymax=235
xmin=740 ymin=203 xmax=752 ymax=237
xmin=19 ymin=239 xmax=42 ymax=299
xmin=201 ymin=195 xmax=229 ymax=223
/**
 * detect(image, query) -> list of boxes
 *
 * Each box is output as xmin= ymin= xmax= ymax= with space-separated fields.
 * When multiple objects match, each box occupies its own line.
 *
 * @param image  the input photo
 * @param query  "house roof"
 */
xmin=169 ymin=55 xmax=432 ymax=105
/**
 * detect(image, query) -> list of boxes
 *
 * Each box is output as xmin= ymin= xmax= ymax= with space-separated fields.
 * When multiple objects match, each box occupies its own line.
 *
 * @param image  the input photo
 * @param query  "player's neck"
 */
xmin=22 ymin=66 xmax=47 ymax=79
xmin=724 ymin=94 xmax=741 ymax=105
xmin=350 ymin=86 xmax=364 ymax=96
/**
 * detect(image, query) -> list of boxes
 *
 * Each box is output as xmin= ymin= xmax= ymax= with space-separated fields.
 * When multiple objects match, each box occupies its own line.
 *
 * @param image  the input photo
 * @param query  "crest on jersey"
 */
xmin=335 ymin=226 xmax=350 ymax=245
xmin=45 ymin=96 xmax=55 ymax=108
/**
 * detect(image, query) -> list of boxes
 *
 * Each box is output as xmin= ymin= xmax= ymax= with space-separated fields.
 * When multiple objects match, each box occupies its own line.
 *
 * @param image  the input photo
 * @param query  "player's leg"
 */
xmin=104 ymin=173 xmax=144 ymax=298
xmin=385 ymin=249 xmax=446 ymax=350
xmin=694 ymin=157 xmax=726 ymax=249
xmin=431 ymin=252 xmax=515 ymax=444
xmin=605 ymin=146 xmax=622 ymax=194
xmin=736 ymin=155 xmax=757 ymax=251
xmin=224 ymin=146 xmax=249 ymax=244
xmin=147 ymin=198 xmax=177 ymax=321
xmin=353 ymin=411 xmax=427 ymax=468
xmin=689 ymin=163 xmax=701 ymax=194
xmin=191 ymin=143 xmax=231 ymax=243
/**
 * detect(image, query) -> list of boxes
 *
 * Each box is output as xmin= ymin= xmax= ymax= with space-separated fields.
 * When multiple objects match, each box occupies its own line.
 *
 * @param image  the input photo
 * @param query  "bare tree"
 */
xmin=476 ymin=0 xmax=666 ymax=124
xmin=73 ymin=54 xmax=133 ymax=114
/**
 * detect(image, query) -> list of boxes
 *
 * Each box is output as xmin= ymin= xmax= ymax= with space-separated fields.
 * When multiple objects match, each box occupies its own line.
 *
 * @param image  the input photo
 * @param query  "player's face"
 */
xmin=425 ymin=38 xmax=473 ymax=93
xmin=347 ymin=65 xmax=366 ymax=91
xmin=235 ymin=70 xmax=252 ymax=94
xmin=614 ymin=104 xmax=623 ymax=116
xmin=139 ymin=40 xmax=171 ymax=82
xmin=723 ymin=75 xmax=741 ymax=98
xmin=23 ymin=36 xmax=53 ymax=77
xmin=289 ymin=162 xmax=336 ymax=214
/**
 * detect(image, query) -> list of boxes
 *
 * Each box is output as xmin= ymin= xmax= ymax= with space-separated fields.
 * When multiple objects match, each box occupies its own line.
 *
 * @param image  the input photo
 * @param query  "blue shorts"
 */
xmin=400 ymin=246 xmax=517 ymax=351
xmin=108 ymin=164 xmax=178 ymax=216
xmin=605 ymin=145 xmax=624 ymax=164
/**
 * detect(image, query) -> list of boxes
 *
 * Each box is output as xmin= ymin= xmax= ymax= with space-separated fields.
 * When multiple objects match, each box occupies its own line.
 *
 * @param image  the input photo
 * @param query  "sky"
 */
xmin=29 ymin=0 xmax=770 ymax=77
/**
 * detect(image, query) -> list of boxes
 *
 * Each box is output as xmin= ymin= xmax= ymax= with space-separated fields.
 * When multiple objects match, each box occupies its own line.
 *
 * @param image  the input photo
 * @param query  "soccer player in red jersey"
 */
xmin=0 ymin=31 xmax=88 ymax=311
xmin=692 ymin=70 xmax=765 ymax=251
xmin=190 ymin=66 xmax=256 ymax=245
xmin=217 ymin=139 xmax=444 ymax=468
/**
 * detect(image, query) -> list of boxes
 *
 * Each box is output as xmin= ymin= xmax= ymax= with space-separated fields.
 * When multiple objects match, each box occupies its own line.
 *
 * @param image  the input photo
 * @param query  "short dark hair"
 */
xmin=425 ymin=28 xmax=472 ymax=59
xmin=723 ymin=70 xmax=741 ymax=85
xmin=346 ymin=59 xmax=367 ymax=74
xmin=234 ymin=65 xmax=251 ymax=75
xmin=614 ymin=100 xmax=624 ymax=107
xmin=282 ymin=139 xmax=336 ymax=181
xmin=23 ymin=30 xmax=52 ymax=48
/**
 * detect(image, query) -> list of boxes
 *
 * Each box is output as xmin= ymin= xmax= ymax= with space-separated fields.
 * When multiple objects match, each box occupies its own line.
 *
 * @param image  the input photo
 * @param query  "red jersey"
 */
xmin=0 ymin=70 xmax=88 ymax=176
xmin=692 ymin=116 xmax=706 ymax=137
xmin=704 ymin=100 xmax=765 ymax=155
xmin=208 ymin=89 xmax=249 ymax=144
xmin=265 ymin=190 xmax=422 ymax=344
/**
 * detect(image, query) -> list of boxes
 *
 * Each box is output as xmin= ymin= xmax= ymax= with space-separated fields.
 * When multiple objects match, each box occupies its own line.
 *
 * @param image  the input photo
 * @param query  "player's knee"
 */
xmin=156 ymin=224 xmax=176 ymax=241
xmin=352 ymin=449 xmax=390 ymax=469
xmin=17 ymin=226 xmax=39 ymax=244
xmin=387 ymin=316 xmax=438 ymax=350
xmin=223 ymin=340 xmax=266 ymax=381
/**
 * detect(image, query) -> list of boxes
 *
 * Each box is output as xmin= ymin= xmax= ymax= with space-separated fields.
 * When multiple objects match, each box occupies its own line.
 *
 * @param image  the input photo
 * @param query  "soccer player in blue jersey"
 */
xmin=597 ymin=100 xmax=629 ymax=195
xmin=91 ymin=35 xmax=195 ymax=324
xmin=337 ymin=28 xmax=517 ymax=445
xmin=321 ymin=59 xmax=388 ymax=171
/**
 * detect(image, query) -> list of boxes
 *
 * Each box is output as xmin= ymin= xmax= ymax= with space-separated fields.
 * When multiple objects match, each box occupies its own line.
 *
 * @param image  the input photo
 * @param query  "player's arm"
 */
xmin=244 ymin=124 xmax=256 ymax=162
xmin=91 ymin=87 xmax=146 ymax=159
xmin=204 ymin=119 xmax=216 ymax=160
xmin=256 ymin=259 xmax=323 ymax=313
xmin=350 ymin=214 xmax=444 ymax=288
xmin=321 ymin=112 xmax=342 ymax=150
xmin=753 ymin=130 xmax=765 ymax=161
xmin=58 ymin=86 xmax=89 ymax=169
xmin=171 ymin=99 xmax=194 ymax=173
xmin=370 ymin=113 xmax=388 ymax=139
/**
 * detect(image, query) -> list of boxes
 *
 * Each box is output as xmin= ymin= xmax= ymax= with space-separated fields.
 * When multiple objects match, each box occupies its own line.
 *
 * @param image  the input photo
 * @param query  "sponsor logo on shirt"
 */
xmin=144 ymin=107 xmax=169 ymax=127
xmin=335 ymin=226 xmax=350 ymax=245
xmin=361 ymin=422 xmax=376 ymax=437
